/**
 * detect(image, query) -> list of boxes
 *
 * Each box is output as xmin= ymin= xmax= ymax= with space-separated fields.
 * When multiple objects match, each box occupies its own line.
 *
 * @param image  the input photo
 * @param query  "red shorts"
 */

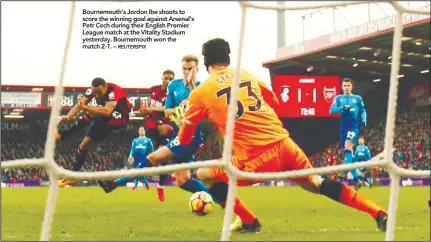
xmin=209 ymin=137 xmax=313 ymax=186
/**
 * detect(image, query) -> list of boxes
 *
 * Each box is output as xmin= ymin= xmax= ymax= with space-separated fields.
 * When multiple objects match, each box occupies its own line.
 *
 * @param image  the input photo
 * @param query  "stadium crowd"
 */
xmin=310 ymin=106 xmax=431 ymax=177
xmin=2 ymin=104 xmax=429 ymax=182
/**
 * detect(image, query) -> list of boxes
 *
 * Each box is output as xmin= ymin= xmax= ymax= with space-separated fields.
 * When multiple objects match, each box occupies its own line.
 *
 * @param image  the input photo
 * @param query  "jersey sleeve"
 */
xmin=164 ymin=81 xmax=176 ymax=109
xmin=109 ymin=86 xmax=125 ymax=103
xmin=129 ymin=139 xmax=135 ymax=157
xmin=147 ymin=138 xmax=154 ymax=154
xmin=357 ymin=95 xmax=367 ymax=124
xmin=183 ymin=88 xmax=207 ymax=126
xmin=329 ymin=96 xmax=343 ymax=114
xmin=84 ymin=88 xmax=95 ymax=102
xmin=366 ymin=146 xmax=372 ymax=160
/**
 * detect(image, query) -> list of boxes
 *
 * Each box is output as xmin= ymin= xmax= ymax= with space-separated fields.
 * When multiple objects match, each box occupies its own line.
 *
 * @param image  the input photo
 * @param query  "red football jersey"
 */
xmin=85 ymin=82 xmax=132 ymax=125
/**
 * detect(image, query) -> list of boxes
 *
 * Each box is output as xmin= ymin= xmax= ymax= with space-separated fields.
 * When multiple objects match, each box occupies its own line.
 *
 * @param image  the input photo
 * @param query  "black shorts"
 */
xmin=85 ymin=116 xmax=126 ymax=143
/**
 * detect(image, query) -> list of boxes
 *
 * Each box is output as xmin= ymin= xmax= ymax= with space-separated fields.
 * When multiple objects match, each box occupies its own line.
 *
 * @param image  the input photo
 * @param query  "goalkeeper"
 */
xmin=98 ymin=58 xmax=214 ymax=200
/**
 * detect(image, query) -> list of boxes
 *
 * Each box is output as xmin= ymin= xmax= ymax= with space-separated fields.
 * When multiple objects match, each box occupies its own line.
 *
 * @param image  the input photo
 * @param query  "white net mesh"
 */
xmin=1 ymin=1 xmax=430 ymax=241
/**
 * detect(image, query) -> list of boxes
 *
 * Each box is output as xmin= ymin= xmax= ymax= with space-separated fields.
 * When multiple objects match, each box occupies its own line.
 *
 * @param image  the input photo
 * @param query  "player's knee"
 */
xmin=299 ymin=175 xmax=322 ymax=194
xmin=196 ymin=168 xmax=213 ymax=183
xmin=80 ymin=137 xmax=94 ymax=150
xmin=175 ymin=170 xmax=191 ymax=186
xmin=344 ymin=141 xmax=354 ymax=151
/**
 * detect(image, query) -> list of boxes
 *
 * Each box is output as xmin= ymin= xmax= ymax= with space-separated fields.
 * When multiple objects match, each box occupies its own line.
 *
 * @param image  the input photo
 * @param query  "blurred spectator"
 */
xmin=309 ymin=106 xmax=430 ymax=177
xmin=1 ymin=107 xmax=430 ymax=181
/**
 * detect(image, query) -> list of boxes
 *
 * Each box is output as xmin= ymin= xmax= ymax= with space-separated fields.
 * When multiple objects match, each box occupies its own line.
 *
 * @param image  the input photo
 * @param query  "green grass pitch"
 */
xmin=2 ymin=186 xmax=430 ymax=241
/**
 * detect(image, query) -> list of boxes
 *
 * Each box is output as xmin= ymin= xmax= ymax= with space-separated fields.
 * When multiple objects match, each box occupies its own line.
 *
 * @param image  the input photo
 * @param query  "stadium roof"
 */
xmin=263 ymin=13 xmax=430 ymax=82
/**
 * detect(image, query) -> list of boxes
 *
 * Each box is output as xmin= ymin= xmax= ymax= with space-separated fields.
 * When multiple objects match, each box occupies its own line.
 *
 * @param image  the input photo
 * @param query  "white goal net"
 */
xmin=1 ymin=1 xmax=430 ymax=241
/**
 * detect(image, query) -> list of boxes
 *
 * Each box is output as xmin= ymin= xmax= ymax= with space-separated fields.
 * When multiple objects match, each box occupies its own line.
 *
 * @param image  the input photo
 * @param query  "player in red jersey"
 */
xmin=322 ymin=149 xmax=338 ymax=180
xmin=139 ymin=70 xmax=176 ymax=201
xmin=56 ymin=78 xmax=133 ymax=187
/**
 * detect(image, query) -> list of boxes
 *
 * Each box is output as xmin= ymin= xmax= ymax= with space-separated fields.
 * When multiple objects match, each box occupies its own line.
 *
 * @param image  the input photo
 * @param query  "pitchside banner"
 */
xmin=251 ymin=178 xmax=430 ymax=187
xmin=20 ymin=178 xmax=429 ymax=187
xmin=1 ymin=92 xmax=42 ymax=108
xmin=43 ymin=92 xmax=151 ymax=110
xmin=1 ymin=180 xmax=41 ymax=187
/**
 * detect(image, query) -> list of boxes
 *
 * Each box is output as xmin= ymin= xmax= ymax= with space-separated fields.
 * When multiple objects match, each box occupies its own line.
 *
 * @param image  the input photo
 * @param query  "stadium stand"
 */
xmin=2 ymin=105 xmax=429 ymax=182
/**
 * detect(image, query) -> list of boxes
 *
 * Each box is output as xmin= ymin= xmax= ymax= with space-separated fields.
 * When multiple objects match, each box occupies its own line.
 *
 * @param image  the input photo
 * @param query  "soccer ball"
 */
xmin=189 ymin=191 xmax=213 ymax=216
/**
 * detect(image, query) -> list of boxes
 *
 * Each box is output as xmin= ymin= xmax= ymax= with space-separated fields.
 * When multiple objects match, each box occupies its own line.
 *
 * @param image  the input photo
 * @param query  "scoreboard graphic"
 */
xmin=273 ymin=75 xmax=341 ymax=118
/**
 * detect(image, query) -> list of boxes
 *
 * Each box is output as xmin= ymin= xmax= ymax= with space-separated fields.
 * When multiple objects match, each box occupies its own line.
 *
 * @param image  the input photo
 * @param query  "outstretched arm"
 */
xmin=178 ymin=91 xmax=206 ymax=145
xmin=81 ymin=101 xmax=117 ymax=117
xmin=147 ymin=139 xmax=155 ymax=154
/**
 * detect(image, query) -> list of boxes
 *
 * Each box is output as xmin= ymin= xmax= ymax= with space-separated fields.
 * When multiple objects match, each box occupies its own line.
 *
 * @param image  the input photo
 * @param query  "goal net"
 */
xmin=1 ymin=1 xmax=430 ymax=241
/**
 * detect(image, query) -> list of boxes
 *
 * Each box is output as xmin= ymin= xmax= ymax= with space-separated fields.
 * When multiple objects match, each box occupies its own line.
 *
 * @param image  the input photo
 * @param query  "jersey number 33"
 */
xmin=216 ymin=80 xmax=262 ymax=120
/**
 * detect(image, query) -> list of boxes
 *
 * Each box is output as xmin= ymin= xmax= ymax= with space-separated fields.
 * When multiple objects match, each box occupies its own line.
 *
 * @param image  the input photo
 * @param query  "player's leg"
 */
xmin=197 ymin=167 xmax=261 ymax=233
xmin=141 ymin=176 xmax=150 ymax=190
xmin=343 ymin=129 xmax=359 ymax=183
xmin=164 ymin=126 xmax=211 ymax=195
xmin=156 ymin=144 xmax=168 ymax=201
xmin=58 ymin=135 xmax=95 ymax=187
xmin=359 ymin=168 xmax=372 ymax=188
xmin=56 ymin=114 xmax=92 ymax=142
xmin=70 ymin=118 xmax=112 ymax=172
xmin=132 ymin=179 xmax=139 ymax=191
xmin=98 ymin=145 xmax=175 ymax=193
xmin=279 ymin=137 xmax=388 ymax=231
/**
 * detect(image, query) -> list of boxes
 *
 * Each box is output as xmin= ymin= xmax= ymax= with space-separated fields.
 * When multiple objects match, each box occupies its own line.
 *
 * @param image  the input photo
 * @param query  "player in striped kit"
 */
xmin=98 ymin=55 xmax=212 ymax=201
xmin=139 ymin=69 xmax=175 ymax=201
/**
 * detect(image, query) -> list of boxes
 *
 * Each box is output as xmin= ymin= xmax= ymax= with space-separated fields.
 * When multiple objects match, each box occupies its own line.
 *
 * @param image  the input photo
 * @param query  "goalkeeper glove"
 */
xmin=362 ymin=120 xmax=367 ymax=127
xmin=168 ymin=105 xmax=186 ymax=127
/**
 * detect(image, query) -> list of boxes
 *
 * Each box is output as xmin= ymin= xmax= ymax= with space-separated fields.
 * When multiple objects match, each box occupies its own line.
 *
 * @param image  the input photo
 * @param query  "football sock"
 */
xmin=344 ymin=150 xmax=353 ymax=164
xmin=180 ymin=178 xmax=210 ymax=195
xmin=232 ymin=197 xmax=257 ymax=225
xmin=159 ymin=174 xmax=168 ymax=187
xmin=117 ymin=159 xmax=153 ymax=187
xmin=114 ymin=176 xmax=133 ymax=186
xmin=142 ymin=176 xmax=150 ymax=187
xmin=133 ymin=179 xmax=139 ymax=189
xmin=72 ymin=148 xmax=87 ymax=171
xmin=320 ymin=179 xmax=383 ymax=219
xmin=209 ymin=182 xmax=256 ymax=224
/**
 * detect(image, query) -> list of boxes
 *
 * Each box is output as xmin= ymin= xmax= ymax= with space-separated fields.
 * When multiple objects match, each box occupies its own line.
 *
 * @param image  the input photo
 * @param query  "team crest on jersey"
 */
xmin=85 ymin=88 xmax=92 ymax=95
xmin=352 ymin=99 xmax=357 ymax=103
xmin=323 ymin=86 xmax=336 ymax=103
